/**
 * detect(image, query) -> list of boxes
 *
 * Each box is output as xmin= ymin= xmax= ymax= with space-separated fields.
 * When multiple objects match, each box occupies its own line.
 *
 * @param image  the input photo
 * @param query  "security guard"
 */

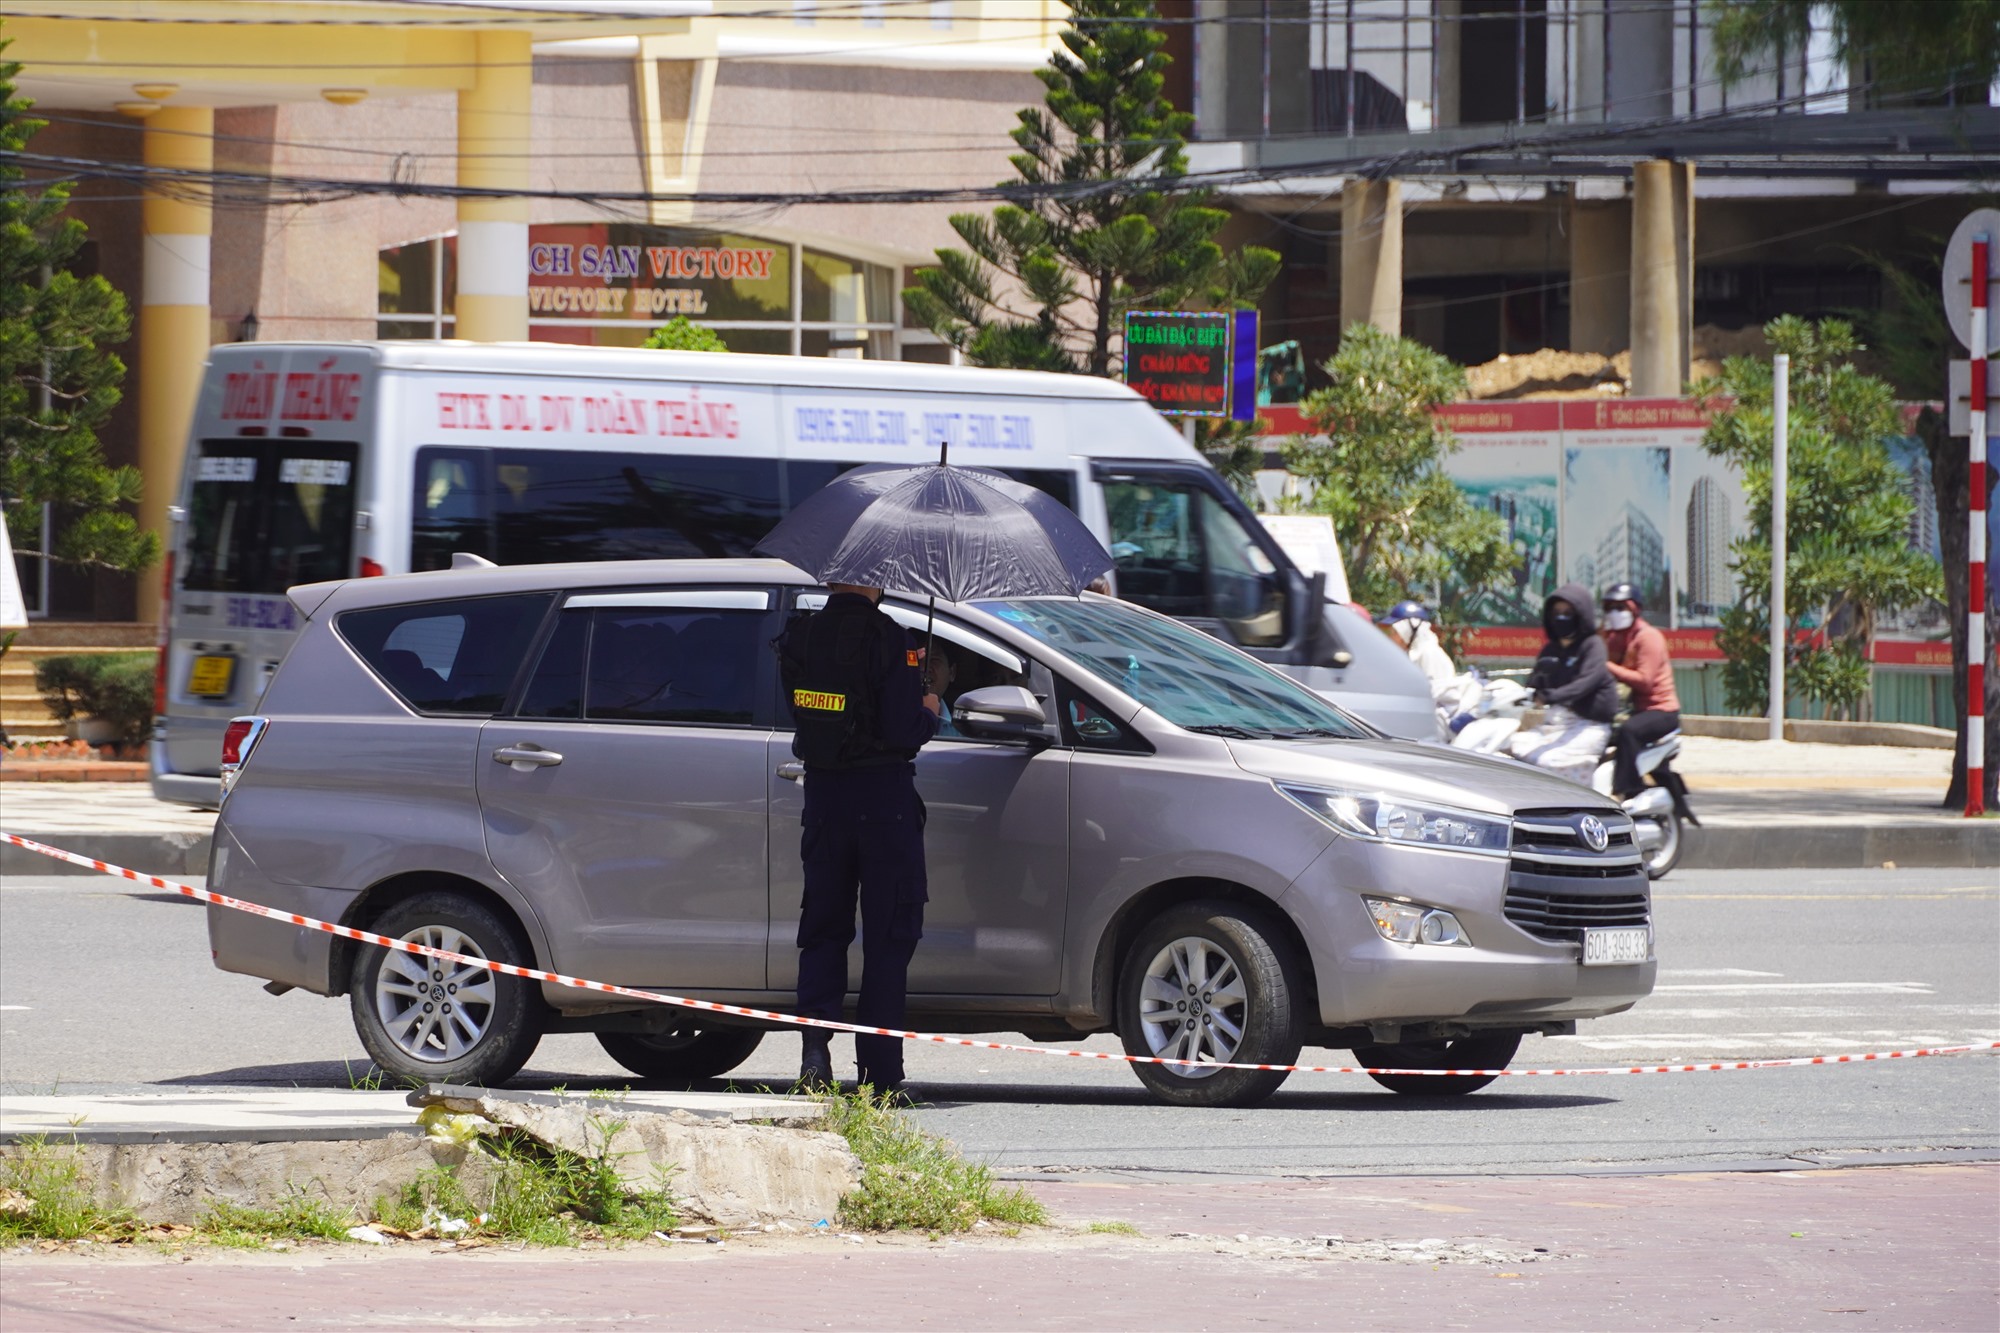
xmin=777 ymin=583 xmax=940 ymax=1094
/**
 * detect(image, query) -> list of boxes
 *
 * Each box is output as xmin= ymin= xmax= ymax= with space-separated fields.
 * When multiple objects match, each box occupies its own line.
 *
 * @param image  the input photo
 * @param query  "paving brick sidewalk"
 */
xmin=2 ymin=1164 xmax=1991 ymax=1331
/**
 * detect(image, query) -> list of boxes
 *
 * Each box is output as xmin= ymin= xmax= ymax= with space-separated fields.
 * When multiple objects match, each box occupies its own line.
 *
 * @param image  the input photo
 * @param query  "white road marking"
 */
xmin=1656 ymin=968 xmax=1785 ymax=978
xmin=0 ymin=1006 xmax=29 ymax=1011
xmin=1651 ymin=982 xmax=1935 ymax=995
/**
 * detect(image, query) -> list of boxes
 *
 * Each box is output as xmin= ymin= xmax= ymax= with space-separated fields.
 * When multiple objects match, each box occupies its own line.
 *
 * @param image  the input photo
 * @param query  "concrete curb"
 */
xmin=1681 ymin=820 xmax=2000 ymax=870
xmin=1 ymin=832 xmax=211 ymax=878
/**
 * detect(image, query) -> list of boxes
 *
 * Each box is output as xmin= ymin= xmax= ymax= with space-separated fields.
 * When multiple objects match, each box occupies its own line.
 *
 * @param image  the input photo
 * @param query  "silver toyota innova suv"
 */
xmin=208 ymin=558 xmax=1655 ymax=1107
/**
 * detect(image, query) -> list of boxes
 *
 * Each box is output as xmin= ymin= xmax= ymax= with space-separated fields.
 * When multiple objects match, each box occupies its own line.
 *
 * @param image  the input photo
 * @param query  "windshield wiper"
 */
xmin=1267 ymin=726 xmax=1353 ymax=739
xmin=1184 ymin=723 xmax=1271 ymax=739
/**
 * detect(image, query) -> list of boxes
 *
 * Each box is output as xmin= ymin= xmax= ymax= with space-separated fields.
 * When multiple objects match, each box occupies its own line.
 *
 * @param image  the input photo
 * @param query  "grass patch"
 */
xmin=0 ymin=1135 xmax=137 ymax=1241
xmin=375 ymin=1114 xmax=679 ymax=1245
xmin=199 ymin=1191 xmax=355 ymax=1245
xmin=819 ymin=1089 xmax=1046 ymax=1233
xmin=1083 ymin=1219 xmax=1141 ymax=1236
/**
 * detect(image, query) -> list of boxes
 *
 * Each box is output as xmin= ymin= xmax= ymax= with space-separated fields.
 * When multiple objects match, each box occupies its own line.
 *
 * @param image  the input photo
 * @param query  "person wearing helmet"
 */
xmin=1508 ymin=583 xmax=1619 ymax=782
xmin=1378 ymin=599 xmax=1456 ymax=694
xmin=1601 ymin=582 xmax=1680 ymax=798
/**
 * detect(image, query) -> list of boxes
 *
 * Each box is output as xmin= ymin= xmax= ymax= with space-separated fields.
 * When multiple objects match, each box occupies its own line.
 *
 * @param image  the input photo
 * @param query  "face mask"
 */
xmin=1548 ymin=612 xmax=1579 ymax=637
xmin=1604 ymin=609 xmax=1635 ymax=631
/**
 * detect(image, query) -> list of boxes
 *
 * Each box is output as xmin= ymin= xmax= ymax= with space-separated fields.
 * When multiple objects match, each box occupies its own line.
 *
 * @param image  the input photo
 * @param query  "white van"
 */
xmin=152 ymin=341 xmax=1433 ymax=804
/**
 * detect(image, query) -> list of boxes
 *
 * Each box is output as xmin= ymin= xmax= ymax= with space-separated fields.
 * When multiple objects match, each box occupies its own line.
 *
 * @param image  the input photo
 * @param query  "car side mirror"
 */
xmin=953 ymin=685 xmax=1049 ymax=746
xmin=1330 ymin=649 xmax=1354 ymax=668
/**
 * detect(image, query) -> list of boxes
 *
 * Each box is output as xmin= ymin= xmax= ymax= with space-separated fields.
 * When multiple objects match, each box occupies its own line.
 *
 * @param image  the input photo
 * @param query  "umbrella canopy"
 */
xmin=755 ymin=464 xmax=1113 ymax=602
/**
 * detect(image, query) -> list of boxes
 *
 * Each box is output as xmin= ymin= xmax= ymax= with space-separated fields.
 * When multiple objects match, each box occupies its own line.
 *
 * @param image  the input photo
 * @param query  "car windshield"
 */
xmin=974 ymin=598 xmax=1373 ymax=739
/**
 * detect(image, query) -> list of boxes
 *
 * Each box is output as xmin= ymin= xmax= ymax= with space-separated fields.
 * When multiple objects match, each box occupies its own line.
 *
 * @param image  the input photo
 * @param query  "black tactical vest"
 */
xmin=778 ymin=600 xmax=903 ymax=770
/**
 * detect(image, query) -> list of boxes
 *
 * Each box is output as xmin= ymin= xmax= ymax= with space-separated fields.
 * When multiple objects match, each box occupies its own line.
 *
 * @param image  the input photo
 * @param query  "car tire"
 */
xmin=348 ymin=891 xmax=543 ymax=1088
xmin=1115 ymin=900 xmax=1303 ymax=1109
xmin=596 ymin=1025 xmax=766 ymax=1082
xmin=1351 ymin=1031 xmax=1522 ymax=1096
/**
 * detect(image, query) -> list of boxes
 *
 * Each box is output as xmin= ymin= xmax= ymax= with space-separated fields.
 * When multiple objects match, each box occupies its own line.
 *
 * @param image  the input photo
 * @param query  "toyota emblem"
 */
xmin=1578 ymin=815 xmax=1609 ymax=852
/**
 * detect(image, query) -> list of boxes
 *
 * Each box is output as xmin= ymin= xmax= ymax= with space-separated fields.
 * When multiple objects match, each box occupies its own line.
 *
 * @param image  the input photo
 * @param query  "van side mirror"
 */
xmin=1331 ymin=649 xmax=1354 ymax=668
xmin=953 ymin=685 xmax=1049 ymax=746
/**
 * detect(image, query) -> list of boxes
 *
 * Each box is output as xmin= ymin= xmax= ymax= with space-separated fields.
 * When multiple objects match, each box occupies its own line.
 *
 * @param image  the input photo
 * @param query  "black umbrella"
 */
xmin=754 ymin=455 xmax=1114 ymax=655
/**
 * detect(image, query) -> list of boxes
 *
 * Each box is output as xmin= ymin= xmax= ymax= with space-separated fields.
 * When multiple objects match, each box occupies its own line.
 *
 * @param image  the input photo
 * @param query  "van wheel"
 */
xmin=349 ymin=892 xmax=543 ymax=1088
xmin=1351 ymin=1032 xmax=1522 ymax=1096
xmin=1115 ymin=901 xmax=1302 ymax=1108
xmin=596 ymin=1026 xmax=765 ymax=1082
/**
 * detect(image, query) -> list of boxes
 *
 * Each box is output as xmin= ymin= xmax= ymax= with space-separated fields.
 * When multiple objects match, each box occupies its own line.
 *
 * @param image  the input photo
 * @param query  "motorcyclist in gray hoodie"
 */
xmin=1507 ymin=582 xmax=1620 ymax=783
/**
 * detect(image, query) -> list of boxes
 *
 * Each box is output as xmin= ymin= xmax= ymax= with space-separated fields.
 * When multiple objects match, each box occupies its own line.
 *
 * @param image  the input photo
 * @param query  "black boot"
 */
xmin=797 ymin=1030 xmax=834 ymax=1091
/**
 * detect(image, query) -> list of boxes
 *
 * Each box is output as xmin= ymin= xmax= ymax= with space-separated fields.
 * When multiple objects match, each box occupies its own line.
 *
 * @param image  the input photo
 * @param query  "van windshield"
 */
xmin=182 ymin=441 xmax=359 ymax=594
xmin=975 ymin=598 xmax=1372 ymax=739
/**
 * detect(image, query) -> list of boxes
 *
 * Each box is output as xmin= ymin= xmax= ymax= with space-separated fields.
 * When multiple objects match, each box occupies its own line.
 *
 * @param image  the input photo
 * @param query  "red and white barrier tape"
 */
xmin=5 ymin=831 xmax=1995 ymax=1079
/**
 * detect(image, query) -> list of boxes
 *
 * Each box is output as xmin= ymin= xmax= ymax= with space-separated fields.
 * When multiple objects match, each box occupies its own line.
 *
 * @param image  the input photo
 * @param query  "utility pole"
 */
xmin=1769 ymin=353 xmax=1788 ymax=743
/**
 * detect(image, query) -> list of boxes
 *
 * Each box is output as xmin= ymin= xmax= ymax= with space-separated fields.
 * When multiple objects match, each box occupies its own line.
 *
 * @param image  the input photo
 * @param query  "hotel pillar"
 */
xmin=138 ymin=106 xmax=213 ymax=626
xmin=1629 ymin=159 xmax=1695 ymax=398
xmin=1340 ymin=178 xmax=1403 ymax=336
xmin=456 ymin=30 xmax=532 ymax=341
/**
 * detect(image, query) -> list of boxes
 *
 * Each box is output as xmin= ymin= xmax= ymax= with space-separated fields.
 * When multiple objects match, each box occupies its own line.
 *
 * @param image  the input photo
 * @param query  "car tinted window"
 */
xmin=517 ymin=610 xmax=588 ymax=719
xmin=339 ymin=594 xmax=553 ymax=714
xmin=584 ymin=608 xmax=764 ymax=725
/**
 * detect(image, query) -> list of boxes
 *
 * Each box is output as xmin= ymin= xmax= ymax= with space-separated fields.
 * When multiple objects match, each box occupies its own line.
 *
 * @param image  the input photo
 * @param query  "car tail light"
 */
xmin=219 ymin=715 xmax=268 ymax=800
xmin=359 ymin=557 xmax=385 ymax=578
xmin=154 ymin=552 xmax=174 ymax=718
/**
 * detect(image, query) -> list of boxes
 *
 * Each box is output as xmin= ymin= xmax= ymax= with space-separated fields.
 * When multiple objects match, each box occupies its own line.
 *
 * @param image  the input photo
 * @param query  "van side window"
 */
xmin=339 ymin=594 xmax=553 ymax=714
xmin=1101 ymin=475 xmax=1287 ymax=648
xmin=583 ymin=609 xmax=764 ymax=726
xmin=409 ymin=447 xmax=782 ymax=571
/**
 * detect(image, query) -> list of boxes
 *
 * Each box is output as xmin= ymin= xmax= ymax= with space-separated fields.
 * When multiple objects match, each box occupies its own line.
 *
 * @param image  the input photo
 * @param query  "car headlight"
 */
xmin=1363 ymin=897 xmax=1470 ymax=947
xmin=1277 ymin=785 xmax=1511 ymax=856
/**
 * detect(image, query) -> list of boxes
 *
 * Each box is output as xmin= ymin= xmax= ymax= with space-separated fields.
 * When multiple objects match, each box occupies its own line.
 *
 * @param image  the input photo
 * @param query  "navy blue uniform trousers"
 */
xmin=797 ymin=765 xmax=927 ymax=1086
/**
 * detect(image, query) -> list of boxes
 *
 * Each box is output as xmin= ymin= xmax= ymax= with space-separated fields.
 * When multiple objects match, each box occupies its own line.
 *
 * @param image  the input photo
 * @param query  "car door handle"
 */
xmin=776 ymin=761 xmax=805 ymax=782
xmin=493 ymin=744 xmax=564 ymax=770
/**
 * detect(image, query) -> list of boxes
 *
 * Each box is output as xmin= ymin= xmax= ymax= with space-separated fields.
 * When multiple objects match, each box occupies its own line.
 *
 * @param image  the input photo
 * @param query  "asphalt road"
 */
xmin=2 ymin=865 xmax=1994 ymax=1176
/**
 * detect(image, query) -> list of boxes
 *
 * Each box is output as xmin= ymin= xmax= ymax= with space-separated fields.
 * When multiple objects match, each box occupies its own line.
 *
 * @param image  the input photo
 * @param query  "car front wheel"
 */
xmin=596 ymin=1025 xmax=765 ymax=1082
xmin=1351 ymin=1031 xmax=1522 ymax=1096
xmin=348 ymin=891 xmax=543 ymax=1088
xmin=1115 ymin=901 xmax=1303 ymax=1108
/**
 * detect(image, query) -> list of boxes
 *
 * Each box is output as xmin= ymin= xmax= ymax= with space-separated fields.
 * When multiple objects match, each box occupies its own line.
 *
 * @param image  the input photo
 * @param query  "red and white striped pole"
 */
xmin=1970 ymin=232 xmax=1988 ymax=818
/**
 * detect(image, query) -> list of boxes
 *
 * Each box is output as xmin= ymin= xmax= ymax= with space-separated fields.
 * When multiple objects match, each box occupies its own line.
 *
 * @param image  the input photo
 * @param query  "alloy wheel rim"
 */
xmin=1647 ymin=816 xmax=1679 ymax=872
xmin=373 ymin=925 xmax=499 ymax=1063
xmin=1137 ymin=935 xmax=1250 ymax=1079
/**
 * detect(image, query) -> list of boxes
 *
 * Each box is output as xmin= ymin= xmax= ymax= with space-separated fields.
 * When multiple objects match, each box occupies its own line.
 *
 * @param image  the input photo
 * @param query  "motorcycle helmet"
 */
xmin=1600 ymin=582 xmax=1641 ymax=612
xmin=1377 ymin=599 xmax=1433 ymax=626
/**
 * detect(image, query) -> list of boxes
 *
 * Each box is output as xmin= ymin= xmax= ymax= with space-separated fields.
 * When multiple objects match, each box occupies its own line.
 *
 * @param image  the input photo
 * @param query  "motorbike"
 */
xmin=1447 ymin=670 xmax=1695 ymax=879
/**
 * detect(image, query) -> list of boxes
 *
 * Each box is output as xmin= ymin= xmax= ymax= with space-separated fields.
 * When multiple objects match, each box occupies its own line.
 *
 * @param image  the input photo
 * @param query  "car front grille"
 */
xmin=1504 ymin=807 xmax=1651 ymax=944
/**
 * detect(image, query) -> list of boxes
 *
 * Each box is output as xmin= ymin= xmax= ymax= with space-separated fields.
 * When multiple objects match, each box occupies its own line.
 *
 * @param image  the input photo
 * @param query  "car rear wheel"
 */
xmin=1116 ymin=901 xmax=1302 ymax=1108
xmin=596 ymin=1025 xmax=765 ymax=1082
xmin=348 ymin=892 xmax=543 ymax=1088
xmin=1351 ymin=1031 xmax=1522 ymax=1096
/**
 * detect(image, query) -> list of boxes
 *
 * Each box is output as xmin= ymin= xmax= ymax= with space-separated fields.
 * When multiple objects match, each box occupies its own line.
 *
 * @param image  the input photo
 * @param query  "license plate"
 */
xmin=1582 ymin=926 xmax=1651 ymax=966
xmin=187 ymin=655 xmax=236 ymax=698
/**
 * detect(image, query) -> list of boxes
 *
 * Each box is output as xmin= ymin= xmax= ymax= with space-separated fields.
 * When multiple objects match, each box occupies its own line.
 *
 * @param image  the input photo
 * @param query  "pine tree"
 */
xmin=904 ymin=0 xmax=1278 ymax=377
xmin=1 ymin=50 xmax=154 ymax=580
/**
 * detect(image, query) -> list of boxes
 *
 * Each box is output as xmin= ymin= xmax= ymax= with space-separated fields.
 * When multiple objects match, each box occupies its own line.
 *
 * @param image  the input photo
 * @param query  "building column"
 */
xmin=138 ymin=106 xmax=213 ymax=627
xmin=1568 ymin=197 xmax=1630 ymax=356
xmin=1339 ymin=178 xmax=1402 ymax=336
xmin=1628 ymin=159 xmax=1694 ymax=398
xmin=456 ymin=30 xmax=532 ymax=341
